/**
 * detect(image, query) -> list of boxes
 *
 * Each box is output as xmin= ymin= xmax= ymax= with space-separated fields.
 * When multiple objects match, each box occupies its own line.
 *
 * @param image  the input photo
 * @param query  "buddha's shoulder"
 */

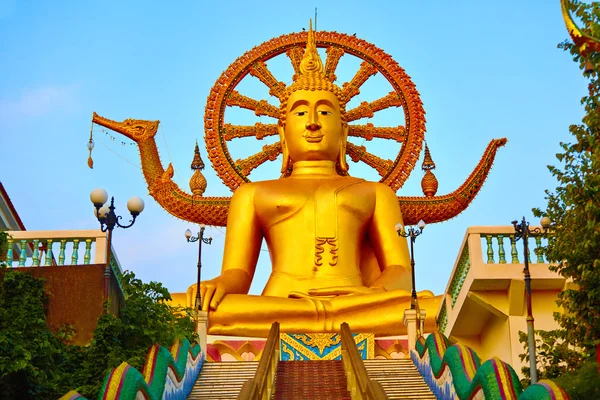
xmin=355 ymin=179 xmax=395 ymax=192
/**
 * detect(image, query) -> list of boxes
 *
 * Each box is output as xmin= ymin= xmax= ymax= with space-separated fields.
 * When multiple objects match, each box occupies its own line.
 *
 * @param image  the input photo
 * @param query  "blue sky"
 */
xmin=0 ymin=1 xmax=586 ymax=297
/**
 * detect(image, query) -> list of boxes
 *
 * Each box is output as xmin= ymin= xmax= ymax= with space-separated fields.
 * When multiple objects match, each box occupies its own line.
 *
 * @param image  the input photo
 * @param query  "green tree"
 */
xmin=0 ymin=270 xmax=71 ymax=399
xmin=72 ymin=270 xmax=197 ymax=397
xmin=534 ymin=0 xmax=600 ymax=355
xmin=0 ymin=230 xmax=9 ymax=267
xmin=0 ymin=269 xmax=197 ymax=399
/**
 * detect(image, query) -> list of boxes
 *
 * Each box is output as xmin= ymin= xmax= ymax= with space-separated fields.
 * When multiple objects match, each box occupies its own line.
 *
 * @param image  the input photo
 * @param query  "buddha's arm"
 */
xmin=367 ymin=183 xmax=412 ymax=292
xmin=200 ymin=183 xmax=262 ymax=310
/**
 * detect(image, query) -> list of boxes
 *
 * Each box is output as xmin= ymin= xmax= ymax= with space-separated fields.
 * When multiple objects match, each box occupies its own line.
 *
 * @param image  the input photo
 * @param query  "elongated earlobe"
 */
xmin=278 ymin=125 xmax=291 ymax=174
xmin=337 ymin=123 xmax=349 ymax=173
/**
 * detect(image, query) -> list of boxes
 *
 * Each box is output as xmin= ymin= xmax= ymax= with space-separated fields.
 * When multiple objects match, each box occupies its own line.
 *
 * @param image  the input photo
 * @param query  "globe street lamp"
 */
xmin=185 ymin=225 xmax=212 ymax=310
xmin=511 ymin=216 xmax=551 ymax=385
xmin=90 ymin=188 xmax=144 ymax=308
xmin=395 ymin=219 xmax=426 ymax=310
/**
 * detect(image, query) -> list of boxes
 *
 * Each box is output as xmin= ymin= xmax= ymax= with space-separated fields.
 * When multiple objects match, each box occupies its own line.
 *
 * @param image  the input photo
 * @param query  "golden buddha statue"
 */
xmin=198 ymin=23 xmax=439 ymax=337
xmin=91 ymin=22 xmax=507 ymax=338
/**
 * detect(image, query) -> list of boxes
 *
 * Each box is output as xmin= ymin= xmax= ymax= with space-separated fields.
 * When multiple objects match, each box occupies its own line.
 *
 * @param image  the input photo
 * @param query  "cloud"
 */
xmin=0 ymin=84 xmax=80 ymax=120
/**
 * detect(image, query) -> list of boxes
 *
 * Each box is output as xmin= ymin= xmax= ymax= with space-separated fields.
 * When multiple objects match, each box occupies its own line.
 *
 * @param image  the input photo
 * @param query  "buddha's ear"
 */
xmin=278 ymin=124 xmax=291 ymax=174
xmin=338 ymin=123 xmax=349 ymax=173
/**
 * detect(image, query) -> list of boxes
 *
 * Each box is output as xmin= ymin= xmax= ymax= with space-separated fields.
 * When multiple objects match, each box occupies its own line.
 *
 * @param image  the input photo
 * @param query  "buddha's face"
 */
xmin=279 ymin=89 xmax=347 ymax=163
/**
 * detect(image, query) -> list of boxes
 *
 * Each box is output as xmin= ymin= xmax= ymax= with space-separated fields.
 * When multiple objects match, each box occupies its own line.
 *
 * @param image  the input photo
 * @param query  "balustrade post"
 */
xmin=497 ymin=235 xmax=506 ymax=264
xmin=6 ymin=238 xmax=13 ymax=267
xmin=18 ymin=240 xmax=27 ymax=266
xmin=32 ymin=239 xmax=40 ymax=266
xmin=71 ymin=239 xmax=80 ymax=265
xmin=485 ymin=235 xmax=495 ymax=263
xmin=535 ymin=236 xmax=544 ymax=263
xmin=196 ymin=310 xmax=209 ymax=354
xmin=510 ymin=236 xmax=519 ymax=263
xmin=58 ymin=239 xmax=67 ymax=265
xmin=44 ymin=240 xmax=53 ymax=266
xmin=403 ymin=309 xmax=418 ymax=351
xmin=83 ymin=239 xmax=92 ymax=264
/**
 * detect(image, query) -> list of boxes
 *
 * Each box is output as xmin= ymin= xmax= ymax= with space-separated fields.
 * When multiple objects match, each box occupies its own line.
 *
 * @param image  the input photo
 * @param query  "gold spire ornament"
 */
xmin=421 ymin=143 xmax=438 ymax=197
xmin=280 ymin=19 xmax=347 ymax=123
xmin=189 ymin=141 xmax=207 ymax=196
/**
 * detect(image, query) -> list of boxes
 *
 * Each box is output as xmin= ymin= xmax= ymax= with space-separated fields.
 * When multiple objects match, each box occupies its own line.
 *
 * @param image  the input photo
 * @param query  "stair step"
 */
xmin=363 ymin=359 xmax=436 ymax=399
xmin=190 ymin=361 xmax=259 ymax=400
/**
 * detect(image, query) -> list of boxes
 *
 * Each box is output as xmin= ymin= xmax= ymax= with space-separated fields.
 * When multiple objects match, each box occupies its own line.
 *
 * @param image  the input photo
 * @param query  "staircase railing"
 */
xmin=340 ymin=322 xmax=387 ymax=400
xmin=238 ymin=322 xmax=280 ymax=400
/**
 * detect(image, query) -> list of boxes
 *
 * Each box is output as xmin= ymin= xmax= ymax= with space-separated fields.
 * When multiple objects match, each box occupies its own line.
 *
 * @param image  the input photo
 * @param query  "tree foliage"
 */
xmin=0 ymin=269 xmax=197 ymax=399
xmin=0 ymin=230 xmax=8 ymax=268
xmin=534 ymin=0 xmax=600 ymax=353
xmin=518 ymin=330 xmax=600 ymax=399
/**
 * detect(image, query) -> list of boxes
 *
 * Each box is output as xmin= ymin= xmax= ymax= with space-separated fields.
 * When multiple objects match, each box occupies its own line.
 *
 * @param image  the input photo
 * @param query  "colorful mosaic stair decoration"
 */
xmin=59 ymin=338 xmax=203 ymax=400
xmin=411 ymin=331 xmax=570 ymax=399
xmin=280 ymin=332 xmax=374 ymax=360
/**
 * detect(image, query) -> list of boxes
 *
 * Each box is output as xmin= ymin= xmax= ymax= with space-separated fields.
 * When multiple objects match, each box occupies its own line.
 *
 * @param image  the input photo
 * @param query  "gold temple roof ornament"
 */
xmin=91 ymin=24 xmax=507 ymax=226
xmin=561 ymin=0 xmax=600 ymax=56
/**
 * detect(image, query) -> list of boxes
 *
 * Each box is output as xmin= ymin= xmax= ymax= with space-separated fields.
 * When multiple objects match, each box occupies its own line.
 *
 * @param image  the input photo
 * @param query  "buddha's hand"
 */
xmin=289 ymin=285 xmax=386 ymax=299
xmin=200 ymin=277 xmax=227 ymax=311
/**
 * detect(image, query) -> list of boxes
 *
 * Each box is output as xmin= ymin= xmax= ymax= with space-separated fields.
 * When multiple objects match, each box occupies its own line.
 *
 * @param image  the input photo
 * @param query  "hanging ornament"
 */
xmin=87 ymin=120 xmax=95 ymax=169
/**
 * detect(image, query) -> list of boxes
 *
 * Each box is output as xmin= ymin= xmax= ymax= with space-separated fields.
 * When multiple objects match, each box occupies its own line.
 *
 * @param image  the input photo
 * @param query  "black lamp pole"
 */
xmin=93 ymin=196 xmax=141 ymax=309
xmin=186 ymin=226 xmax=212 ymax=310
xmin=511 ymin=216 xmax=549 ymax=385
xmin=396 ymin=220 xmax=426 ymax=310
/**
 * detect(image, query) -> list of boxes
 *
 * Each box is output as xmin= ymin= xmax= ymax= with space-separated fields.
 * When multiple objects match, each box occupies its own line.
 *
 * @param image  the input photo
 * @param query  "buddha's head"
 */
xmin=278 ymin=21 xmax=349 ymax=175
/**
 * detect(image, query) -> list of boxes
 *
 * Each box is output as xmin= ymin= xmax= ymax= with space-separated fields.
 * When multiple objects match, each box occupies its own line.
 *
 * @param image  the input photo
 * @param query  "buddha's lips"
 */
xmin=303 ymin=133 xmax=324 ymax=143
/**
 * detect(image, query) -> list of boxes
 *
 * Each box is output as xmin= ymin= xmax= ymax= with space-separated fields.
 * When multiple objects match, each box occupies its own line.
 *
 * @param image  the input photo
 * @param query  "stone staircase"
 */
xmin=364 ymin=359 xmax=436 ymax=399
xmin=188 ymin=361 xmax=258 ymax=399
xmin=272 ymin=360 xmax=352 ymax=400
xmin=188 ymin=358 xmax=435 ymax=399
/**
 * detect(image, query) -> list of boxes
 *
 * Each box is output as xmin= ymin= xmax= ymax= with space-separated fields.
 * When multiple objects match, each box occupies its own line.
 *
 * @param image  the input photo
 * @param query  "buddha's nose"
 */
xmin=305 ymin=121 xmax=322 ymax=131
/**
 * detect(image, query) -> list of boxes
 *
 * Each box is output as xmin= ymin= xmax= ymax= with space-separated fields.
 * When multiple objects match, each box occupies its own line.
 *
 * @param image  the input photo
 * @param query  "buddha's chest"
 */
xmin=254 ymin=178 xmax=376 ymax=231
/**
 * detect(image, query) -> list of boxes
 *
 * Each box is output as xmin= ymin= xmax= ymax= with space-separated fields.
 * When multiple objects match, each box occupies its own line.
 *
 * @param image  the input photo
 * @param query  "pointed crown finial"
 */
xmin=279 ymin=20 xmax=346 ymax=123
xmin=299 ymin=19 xmax=324 ymax=75
xmin=191 ymin=140 xmax=205 ymax=171
xmin=421 ymin=142 xmax=436 ymax=171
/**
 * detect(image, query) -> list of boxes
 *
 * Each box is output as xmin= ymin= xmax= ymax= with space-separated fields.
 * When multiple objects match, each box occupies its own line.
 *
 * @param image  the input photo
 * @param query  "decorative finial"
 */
xmin=191 ymin=140 xmax=205 ymax=171
xmin=421 ymin=142 xmax=438 ymax=197
xmin=299 ymin=19 xmax=324 ymax=76
xmin=189 ymin=141 xmax=207 ymax=196
xmin=421 ymin=142 xmax=436 ymax=171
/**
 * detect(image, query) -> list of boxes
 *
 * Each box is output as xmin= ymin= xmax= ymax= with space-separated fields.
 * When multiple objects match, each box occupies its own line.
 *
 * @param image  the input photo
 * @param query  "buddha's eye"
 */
xmin=318 ymin=111 xmax=332 ymax=116
xmin=295 ymin=111 xmax=307 ymax=116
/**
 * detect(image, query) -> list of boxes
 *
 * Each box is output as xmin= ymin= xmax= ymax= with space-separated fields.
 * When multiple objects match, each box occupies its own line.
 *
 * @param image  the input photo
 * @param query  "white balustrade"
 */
xmin=3 ymin=230 xmax=122 ymax=274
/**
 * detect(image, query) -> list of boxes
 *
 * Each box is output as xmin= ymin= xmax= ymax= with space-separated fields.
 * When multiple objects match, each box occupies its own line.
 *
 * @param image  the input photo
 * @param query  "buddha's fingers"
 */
xmin=210 ymin=285 xmax=225 ymax=310
xmin=202 ymin=285 xmax=215 ymax=311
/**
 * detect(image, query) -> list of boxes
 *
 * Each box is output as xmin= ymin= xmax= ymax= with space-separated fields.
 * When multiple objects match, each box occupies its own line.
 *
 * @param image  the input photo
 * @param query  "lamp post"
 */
xmin=90 ymin=188 xmax=144 ymax=309
xmin=395 ymin=219 xmax=426 ymax=310
xmin=185 ymin=225 xmax=212 ymax=310
xmin=511 ymin=216 xmax=551 ymax=385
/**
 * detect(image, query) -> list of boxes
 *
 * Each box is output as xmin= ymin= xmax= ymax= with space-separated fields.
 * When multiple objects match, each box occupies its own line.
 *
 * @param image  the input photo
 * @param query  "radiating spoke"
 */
xmin=234 ymin=142 xmax=282 ymax=176
xmin=222 ymin=123 xmax=279 ymax=141
xmin=345 ymin=92 xmax=402 ymax=122
xmin=325 ymin=46 xmax=344 ymax=82
xmin=349 ymin=123 xmax=406 ymax=142
xmin=226 ymin=91 xmax=280 ymax=119
xmin=346 ymin=142 xmax=393 ymax=177
xmin=249 ymin=61 xmax=286 ymax=100
xmin=341 ymin=61 xmax=378 ymax=103
xmin=286 ymin=47 xmax=304 ymax=79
